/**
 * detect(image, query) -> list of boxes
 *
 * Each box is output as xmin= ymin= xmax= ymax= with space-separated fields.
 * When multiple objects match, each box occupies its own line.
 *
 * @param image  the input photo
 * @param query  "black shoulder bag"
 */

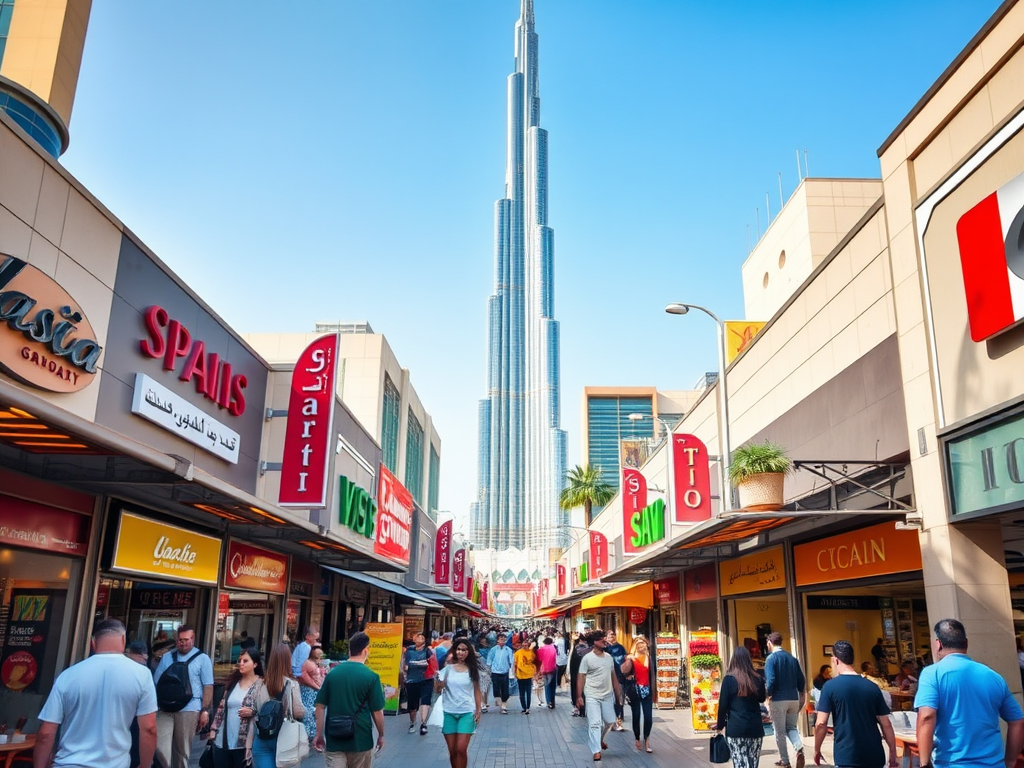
xmin=327 ymin=686 xmax=372 ymax=741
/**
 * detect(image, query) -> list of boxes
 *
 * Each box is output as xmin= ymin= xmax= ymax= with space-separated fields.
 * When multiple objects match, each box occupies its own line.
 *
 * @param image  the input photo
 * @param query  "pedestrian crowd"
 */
xmin=25 ymin=616 xmax=1024 ymax=768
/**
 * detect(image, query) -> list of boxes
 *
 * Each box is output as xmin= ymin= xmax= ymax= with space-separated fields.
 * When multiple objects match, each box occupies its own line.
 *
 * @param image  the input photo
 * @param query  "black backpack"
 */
xmin=156 ymin=651 xmax=200 ymax=713
xmin=256 ymin=682 xmax=287 ymax=740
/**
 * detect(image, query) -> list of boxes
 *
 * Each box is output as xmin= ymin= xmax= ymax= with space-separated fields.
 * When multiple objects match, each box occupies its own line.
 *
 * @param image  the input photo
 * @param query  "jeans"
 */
xmin=629 ymin=693 xmax=653 ymax=740
xmin=586 ymin=695 xmax=616 ymax=754
xmin=517 ymin=678 xmax=532 ymax=710
xmin=769 ymin=699 xmax=803 ymax=765
xmin=250 ymin=733 xmax=277 ymax=768
xmin=544 ymin=672 xmax=557 ymax=705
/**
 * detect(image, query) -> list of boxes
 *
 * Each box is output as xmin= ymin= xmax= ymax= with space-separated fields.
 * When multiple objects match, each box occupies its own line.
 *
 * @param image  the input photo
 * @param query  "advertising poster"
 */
xmin=688 ymin=629 xmax=721 ymax=731
xmin=365 ymin=623 xmax=404 ymax=714
xmin=1 ymin=589 xmax=59 ymax=693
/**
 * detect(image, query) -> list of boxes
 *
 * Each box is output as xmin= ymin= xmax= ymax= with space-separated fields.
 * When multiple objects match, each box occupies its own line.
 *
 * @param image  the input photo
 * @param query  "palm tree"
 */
xmin=559 ymin=464 xmax=615 ymax=527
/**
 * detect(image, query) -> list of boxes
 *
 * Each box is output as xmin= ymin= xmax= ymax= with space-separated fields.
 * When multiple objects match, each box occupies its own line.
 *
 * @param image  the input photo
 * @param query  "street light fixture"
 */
xmin=665 ymin=302 xmax=733 ymax=513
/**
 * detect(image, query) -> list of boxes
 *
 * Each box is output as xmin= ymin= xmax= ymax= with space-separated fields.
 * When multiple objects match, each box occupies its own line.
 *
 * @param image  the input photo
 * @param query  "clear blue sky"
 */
xmin=63 ymin=0 xmax=1002 ymax=527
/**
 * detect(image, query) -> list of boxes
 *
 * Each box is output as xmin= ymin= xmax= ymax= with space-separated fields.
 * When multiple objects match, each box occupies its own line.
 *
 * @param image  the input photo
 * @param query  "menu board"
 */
xmin=654 ymin=634 xmax=681 ymax=709
xmin=0 ymin=589 xmax=59 ymax=693
xmin=688 ymin=629 xmax=721 ymax=731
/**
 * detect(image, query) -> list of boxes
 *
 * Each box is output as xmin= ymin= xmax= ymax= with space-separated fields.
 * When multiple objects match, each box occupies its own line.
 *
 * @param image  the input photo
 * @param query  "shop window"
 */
xmin=213 ymin=592 xmax=275 ymax=679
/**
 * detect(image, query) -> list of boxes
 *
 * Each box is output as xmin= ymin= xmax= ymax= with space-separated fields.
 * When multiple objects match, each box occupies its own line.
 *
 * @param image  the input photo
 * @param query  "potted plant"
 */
xmin=728 ymin=440 xmax=792 ymax=511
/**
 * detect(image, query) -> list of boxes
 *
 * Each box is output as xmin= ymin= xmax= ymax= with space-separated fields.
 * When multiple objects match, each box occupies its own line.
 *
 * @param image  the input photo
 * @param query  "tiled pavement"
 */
xmin=190 ymin=686 xmax=846 ymax=768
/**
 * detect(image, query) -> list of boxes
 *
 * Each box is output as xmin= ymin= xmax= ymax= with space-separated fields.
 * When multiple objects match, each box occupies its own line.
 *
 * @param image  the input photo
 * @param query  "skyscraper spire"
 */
xmin=472 ymin=1 xmax=566 ymax=554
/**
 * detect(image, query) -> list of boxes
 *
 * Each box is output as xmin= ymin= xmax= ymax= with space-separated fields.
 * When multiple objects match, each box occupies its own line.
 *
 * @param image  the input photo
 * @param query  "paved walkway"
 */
xmin=189 ymin=685 xmax=850 ymax=768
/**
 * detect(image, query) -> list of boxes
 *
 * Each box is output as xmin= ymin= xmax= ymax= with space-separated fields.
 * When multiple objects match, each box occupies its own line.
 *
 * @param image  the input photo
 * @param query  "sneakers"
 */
xmin=481 ymin=706 xmax=488 ymax=713
xmin=420 ymin=724 xmax=428 ymax=735
xmin=408 ymin=723 xmax=417 ymax=733
xmin=501 ymin=707 xmax=509 ymax=714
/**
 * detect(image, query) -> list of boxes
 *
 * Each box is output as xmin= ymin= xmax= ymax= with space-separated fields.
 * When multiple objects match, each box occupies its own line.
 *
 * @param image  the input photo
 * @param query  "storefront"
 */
xmin=99 ymin=505 xmax=222 ymax=670
xmin=719 ymin=546 xmax=788 ymax=671
xmin=653 ymin=574 xmax=682 ymax=636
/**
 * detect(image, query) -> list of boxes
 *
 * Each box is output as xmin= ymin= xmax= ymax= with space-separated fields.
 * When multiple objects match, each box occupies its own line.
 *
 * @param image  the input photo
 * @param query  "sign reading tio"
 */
xmin=673 ymin=434 xmax=712 ymax=523
xmin=279 ymin=334 xmax=339 ymax=508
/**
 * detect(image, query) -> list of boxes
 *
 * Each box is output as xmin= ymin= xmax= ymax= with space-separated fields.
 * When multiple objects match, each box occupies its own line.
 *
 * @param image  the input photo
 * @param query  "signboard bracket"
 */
xmin=260 ymin=462 xmax=283 ymax=476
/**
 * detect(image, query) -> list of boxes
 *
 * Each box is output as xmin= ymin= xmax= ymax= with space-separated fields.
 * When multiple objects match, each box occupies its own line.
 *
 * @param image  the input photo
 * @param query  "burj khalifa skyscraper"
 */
xmin=472 ymin=0 xmax=567 ymax=553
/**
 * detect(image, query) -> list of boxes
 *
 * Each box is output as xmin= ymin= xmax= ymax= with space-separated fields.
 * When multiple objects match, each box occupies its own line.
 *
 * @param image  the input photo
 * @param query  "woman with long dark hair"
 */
xmin=435 ymin=638 xmax=482 ymax=768
xmin=621 ymin=636 xmax=655 ymax=753
xmin=714 ymin=646 xmax=767 ymax=768
xmin=247 ymin=643 xmax=304 ymax=768
xmin=208 ymin=649 xmax=264 ymax=768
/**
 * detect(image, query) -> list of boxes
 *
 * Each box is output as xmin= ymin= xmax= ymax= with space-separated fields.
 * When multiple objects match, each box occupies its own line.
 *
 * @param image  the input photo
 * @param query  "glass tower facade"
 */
xmin=587 ymin=396 xmax=655 ymax=496
xmin=473 ymin=0 xmax=567 ymax=552
xmin=405 ymin=408 xmax=425 ymax=505
xmin=381 ymin=375 xmax=400 ymax=473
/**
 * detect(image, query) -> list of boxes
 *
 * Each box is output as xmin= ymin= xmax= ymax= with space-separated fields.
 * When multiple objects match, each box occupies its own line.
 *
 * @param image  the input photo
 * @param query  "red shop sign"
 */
xmin=435 ymin=520 xmax=452 ymax=585
xmin=629 ymin=607 xmax=647 ymax=625
xmin=654 ymin=575 xmax=680 ymax=606
xmin=0 ymin=495 xmax=89 ymax=555
xmin=556 ymin=564 xmax=566 ymax=596
xmin=224 ymin=540 xmax=289 ymax=595
xmin=279 ymin=334 xmax=339 ymax=508
xmin=673 ymin=434 xmax=712 ymax=523
xmin=589 ymin=531 xmax=609 ymax=578
xmin=622 ymin=467 xmax=648 ymax=554
xmin=684 ymin=563 xmax=717 ymax=602
xmin=452 ymin=549 xmax=465 ymax=593
xmin=376 ymin=466 xmax=412 ymax=565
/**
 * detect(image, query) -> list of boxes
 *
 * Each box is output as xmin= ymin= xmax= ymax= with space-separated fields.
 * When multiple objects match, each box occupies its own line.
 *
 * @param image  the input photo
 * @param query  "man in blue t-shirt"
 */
xmin=916 ymin=618 xmax=1024 ymax=768
xmin=814 ymin=639 xmax=897 ymax=768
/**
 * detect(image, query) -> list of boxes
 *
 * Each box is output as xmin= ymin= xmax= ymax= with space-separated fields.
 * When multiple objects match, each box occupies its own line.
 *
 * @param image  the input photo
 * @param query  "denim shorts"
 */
xmin=442 ymin=712 xmax=476 ymax=735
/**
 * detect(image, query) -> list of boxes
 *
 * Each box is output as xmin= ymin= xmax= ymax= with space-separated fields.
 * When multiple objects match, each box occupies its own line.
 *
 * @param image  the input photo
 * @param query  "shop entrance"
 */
xmin=214 ymin=593 xmax=275 ymax=678
xmin=724 ymin=593 xmax=788 ymax=672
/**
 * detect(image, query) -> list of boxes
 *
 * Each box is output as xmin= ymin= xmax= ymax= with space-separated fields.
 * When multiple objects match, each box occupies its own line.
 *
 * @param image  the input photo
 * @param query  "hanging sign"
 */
xmin=279 ymin=334 xmax=339 ymax=508
xmin=481 ymin=582 xmax=489 ymax=611
xmin=673 ymin=434 xmax=712 ymax=523
xmin=452 ymin=548 xmax=466 ymax=593
xmin=435 ymin=520 xmax=452 ymax=585
xmin=375 ymin=466 xmax=412 ymax=565
xmin=589 ymin=530 xmax=609 ymax=578
xmin=655 ymin=575 xmax=682 ymax=605
xmin=629 ymin=607 xmax=647 ymax=625
xmin=623 ymin=467 xmax=648 ymax=554
xmin=556 ymin=564 xmax=566 ymax=596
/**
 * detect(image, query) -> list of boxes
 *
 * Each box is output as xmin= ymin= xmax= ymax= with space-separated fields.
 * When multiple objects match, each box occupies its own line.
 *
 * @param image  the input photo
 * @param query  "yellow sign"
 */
xmin=719 ymin=545 xmax=786 ymax=596
xmin=726 ymin=321 xmax=766 ymax=364
xmin=365 ymin=622 xmax=404 ymax=713
xmin=111 ymin=512 xmax=222 ymax=585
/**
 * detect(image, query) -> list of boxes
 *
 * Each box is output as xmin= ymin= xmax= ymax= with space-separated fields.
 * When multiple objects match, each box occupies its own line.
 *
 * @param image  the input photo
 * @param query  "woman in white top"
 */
xmin=434 ymin=638 xmax=482 ymax=768
xmin=208 ymin=649 xmax=264 ymax=768
xmin=555 ymin=632 xmax=569 ymax=688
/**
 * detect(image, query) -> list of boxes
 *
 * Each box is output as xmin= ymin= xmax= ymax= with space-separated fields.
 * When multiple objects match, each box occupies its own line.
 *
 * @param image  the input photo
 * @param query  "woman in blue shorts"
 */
xmin=435 ymin=638 xmax=482 ymax=768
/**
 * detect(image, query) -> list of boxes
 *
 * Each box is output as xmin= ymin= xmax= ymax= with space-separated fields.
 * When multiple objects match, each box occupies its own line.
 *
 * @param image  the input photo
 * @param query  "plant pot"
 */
xmin=737 ymin=472 xmax=785 ymax=511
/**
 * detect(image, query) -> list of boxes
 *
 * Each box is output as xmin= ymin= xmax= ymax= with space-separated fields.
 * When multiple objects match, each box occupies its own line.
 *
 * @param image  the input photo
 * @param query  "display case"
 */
xmin=654 ymin=633 xmax=680 ymax=710
xmin=688 ymin=629 xmax=721 ymax=731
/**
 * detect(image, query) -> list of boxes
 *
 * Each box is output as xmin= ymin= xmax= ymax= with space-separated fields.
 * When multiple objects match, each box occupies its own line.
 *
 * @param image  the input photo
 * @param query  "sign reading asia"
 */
xmin=224 ymin=540 xmax=289 ymax=594
xmin=375 ymin=466 xmax=412 ymax=566
xmin=0 ymin=254 xmax=102 ymax=393
xmin=435 ymin=520 xmax=452 ymax=585
xmin=622 ymin=468 xmax=666 ymax=553
xmin=279 ymin=334 xmax=339 ymax=508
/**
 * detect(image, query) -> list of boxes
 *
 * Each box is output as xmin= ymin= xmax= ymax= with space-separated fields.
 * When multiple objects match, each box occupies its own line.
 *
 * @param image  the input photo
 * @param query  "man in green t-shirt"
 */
xmin=314 ymin=632 xmax=386 ymax=768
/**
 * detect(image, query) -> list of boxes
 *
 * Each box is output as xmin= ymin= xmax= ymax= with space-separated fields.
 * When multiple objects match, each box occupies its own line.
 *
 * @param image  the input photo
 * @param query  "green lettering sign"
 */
xmin=630 ymin=498 xmax=665 ymax=548
xmin=579 ymin=562 xmax=588 ymax=584
xmin=338 ymin=475 xmax=376 ymax=539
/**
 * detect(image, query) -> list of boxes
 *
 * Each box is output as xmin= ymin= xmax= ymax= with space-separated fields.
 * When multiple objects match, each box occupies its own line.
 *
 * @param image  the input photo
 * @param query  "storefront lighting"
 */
xmin=298 ymin=540 xmax=326 ymax=550
xmin=189 ymin=503 xmax=248 ymax=523
xmin=247 ymin=506 xmax=286 ymax=525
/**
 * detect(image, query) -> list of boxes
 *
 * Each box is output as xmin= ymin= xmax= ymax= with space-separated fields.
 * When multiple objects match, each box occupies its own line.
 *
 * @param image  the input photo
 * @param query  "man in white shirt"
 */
xmin=152 ymin=625 xmax=213 ymax=768
xmin=576 ymin=630 xmax=622 ymax=762
xmin=291 ymin=626 xmax=320 ymax=676
xmin=35 ymin=619 xmax=157 ymax=768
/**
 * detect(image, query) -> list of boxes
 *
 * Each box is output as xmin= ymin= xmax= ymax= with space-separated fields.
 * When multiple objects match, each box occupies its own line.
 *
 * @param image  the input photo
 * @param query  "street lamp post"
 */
xmin=665 ymin=302 xmax=733 ymax=513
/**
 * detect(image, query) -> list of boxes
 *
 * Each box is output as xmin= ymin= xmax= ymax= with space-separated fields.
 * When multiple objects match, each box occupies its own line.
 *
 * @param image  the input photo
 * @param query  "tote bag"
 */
xmin=426 ymin=668 xmax=446 ymax=728
xmin=709 ymin=733 xmax=731 ymax=764
xmin=276 ymin=680 xmax=310 ymax=768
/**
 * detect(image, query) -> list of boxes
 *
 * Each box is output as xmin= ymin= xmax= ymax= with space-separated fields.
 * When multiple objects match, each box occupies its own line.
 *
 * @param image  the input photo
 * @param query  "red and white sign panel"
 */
xmin=957 ymin=171 xmax=1024 ymax=341
xmin=556 ymin=564 xmax=566 ymax=596
xmin=673 ymin=434 xmax=712 ymax=522
xmin=376 ymin=466 xmax=412 ymax=565
xmin=452 ymin=548 xmax=465 ymax=593
xmin=623 ymin=467 xmax=648 ymax=554
xmin=279 ymin=334 xmax=338 ymax=508
xmin=435 ymin=520 xmax=452 ymax=585
xmin=589 ymin=530 xmax=609 ymax=578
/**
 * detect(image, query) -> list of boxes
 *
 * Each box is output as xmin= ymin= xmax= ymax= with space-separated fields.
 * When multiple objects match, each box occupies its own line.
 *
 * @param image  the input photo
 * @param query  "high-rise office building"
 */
xmin=0 ymin=0 xmax=92 ymax=157
xmin=472 ymin=0 xmax=566 ymax=552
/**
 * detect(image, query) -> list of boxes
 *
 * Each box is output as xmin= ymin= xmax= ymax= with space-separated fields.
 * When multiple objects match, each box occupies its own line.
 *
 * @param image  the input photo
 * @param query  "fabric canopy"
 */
xmin=580 ymin=581 xmax=653 ymax=610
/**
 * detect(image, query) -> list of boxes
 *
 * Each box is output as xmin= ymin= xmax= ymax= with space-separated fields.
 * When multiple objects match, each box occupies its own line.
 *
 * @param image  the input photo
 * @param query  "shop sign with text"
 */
xmin=684 ymin=563 xmax=717 ymax=601
xmin=435 ymin=520 xmax=452 ymax=585
xmin=338 ymin=475 xmax=376 ymax=539
xmin=629 ymin=499 xmax=665 ymax=551
xmin=452 ymin=548 xmax=465 ymax=593
xmin=112 ymin=512 xmax=221 ymax=585
xmin=225 ymin=540 xmax=288 ymax=594
xmin=131 ymin=373 xmax=240 ymax=463
xmin=0 ymin=495 xmax=89 ymax=555
xmin=654 ymin=575 xmax=681 ymax=605
xmin=793 ymin=521 xmax=922 ymax=587
xmin=719 ymin=546 xmax=785 ymax=597
xmin=589 ymin=531 xmax=608 ymax=578
xmin=556 ymin=563 xmax=566 ymax=596
xmin=673 ymin=434 xmax=712 ymax=523
xmin=139 ymin=306 xmax=247 ymax=415
xmin=0 ymin=254 xmax=102 ymax=393
xmin=376 ymin=466 xmax=412 ymax=565
xmin=365 ymin=623 xmax=403 ymax=712
xmin=623 ymin=468 xmax=648 ymax=554
xmin=946 ymin=408 xmax=1024 ymax=519
xmin=279 ymin=334 xmax=338 ymax=508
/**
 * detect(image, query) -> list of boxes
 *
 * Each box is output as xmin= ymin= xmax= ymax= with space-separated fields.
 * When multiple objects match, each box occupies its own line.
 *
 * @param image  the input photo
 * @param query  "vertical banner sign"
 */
xmin=1 ymin=589 xmax=59 ymax=692
xmin=452 ymin=549 xmax=465 ymax=594
xmin=376 ymin=466 xmax=413 ymax=565
xmin=434 ymin=520 xmax=452 ymax=585
xmin=623 ymin=468 xmax=648 ymax=554
xmin=556 ymin=564 xmax=566 ymax=596
xmin=279 ymin=334 xmax=339 ymax=507
xmin=673 ymin=434 xmax=712 ymax=523
xmin=589 ymin=531 xmax=609 ymax=578
xmin=481 ymin=582 xmax=489 ymax=612
xmin=465 ymin=566 xmax=474 ymax=598
xmin=365 ymin=623 xmax=404 ymax=714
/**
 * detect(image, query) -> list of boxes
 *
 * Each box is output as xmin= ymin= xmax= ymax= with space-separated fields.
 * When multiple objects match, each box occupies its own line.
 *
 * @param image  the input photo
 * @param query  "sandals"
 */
xmin=593 ymin=755 xmax=602 ymax=762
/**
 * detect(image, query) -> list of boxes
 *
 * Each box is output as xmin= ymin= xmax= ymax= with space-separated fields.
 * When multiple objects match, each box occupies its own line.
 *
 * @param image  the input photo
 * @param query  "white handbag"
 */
xmin=426 ymin=668 xmax=446 ymax=728
xmin=276 ymin=680 xmax=310 ymax=768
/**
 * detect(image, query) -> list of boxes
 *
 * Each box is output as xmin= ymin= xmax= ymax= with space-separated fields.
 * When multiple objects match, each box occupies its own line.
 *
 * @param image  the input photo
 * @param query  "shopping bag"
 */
xmin=426 ymin=669 xmax=446 ymax=728
xmin=709 ymin=733 xmax=731 ymax=764
xmin=276 ymin=681 xmax=310 ymax=768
